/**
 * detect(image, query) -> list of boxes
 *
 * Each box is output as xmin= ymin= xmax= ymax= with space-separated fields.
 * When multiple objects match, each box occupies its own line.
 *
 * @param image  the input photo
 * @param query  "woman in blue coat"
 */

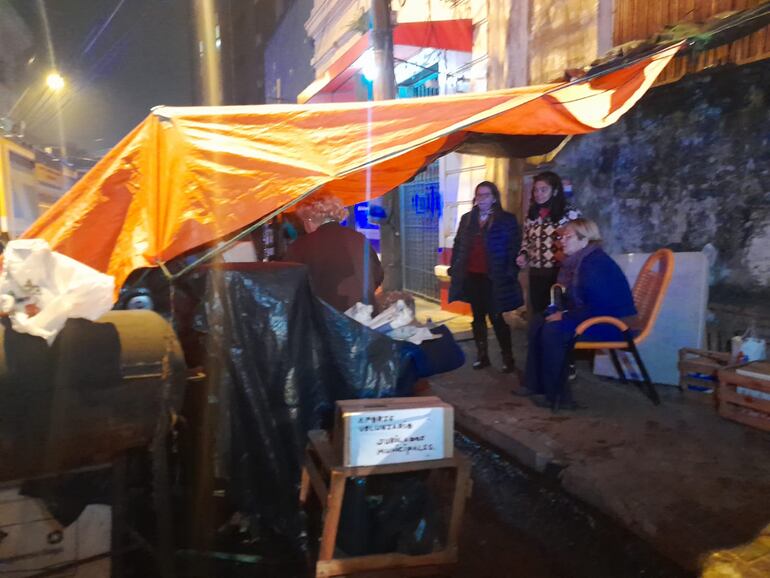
xmin=519 ymin=218 xmax=637 ymax=409
xmin=449 ymin=181 xmax=523 ymax=372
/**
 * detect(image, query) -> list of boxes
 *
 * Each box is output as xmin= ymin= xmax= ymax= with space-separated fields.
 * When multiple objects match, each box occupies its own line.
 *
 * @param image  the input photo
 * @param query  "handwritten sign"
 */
xmin=346 ymin=407 xmax=447 ymax=466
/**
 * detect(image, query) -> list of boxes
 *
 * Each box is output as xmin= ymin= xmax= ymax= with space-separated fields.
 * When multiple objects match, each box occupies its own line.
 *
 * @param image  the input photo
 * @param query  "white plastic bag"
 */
xmin=0 ymin=239 xmax=115 ymax=343
xmin=344 ymin=302 xmax=374 ymax=325
xmin=731 ymin=324 xmax=767 ymax=363
xmin=368 ymin=299 xmax=414 ymax=332
xmin=344 ymin=299 xmax=415 ymax=333
xmin=386 ymin=325 xmax=440 ymax=345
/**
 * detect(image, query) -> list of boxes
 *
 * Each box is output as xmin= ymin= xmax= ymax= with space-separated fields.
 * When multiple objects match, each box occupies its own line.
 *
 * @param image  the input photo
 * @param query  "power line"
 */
xmin=81 ymin=0 xmax=128 ymax=55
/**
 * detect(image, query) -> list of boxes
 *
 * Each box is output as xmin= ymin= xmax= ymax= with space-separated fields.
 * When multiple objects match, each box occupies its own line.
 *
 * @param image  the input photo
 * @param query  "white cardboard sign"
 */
xmin=347 ymin=407 xmax=446 ymax=466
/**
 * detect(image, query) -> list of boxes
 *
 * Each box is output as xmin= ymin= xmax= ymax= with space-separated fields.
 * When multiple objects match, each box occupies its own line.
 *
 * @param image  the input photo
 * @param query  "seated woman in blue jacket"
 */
xmin=518 ymin=218 xmax=637 ymax=409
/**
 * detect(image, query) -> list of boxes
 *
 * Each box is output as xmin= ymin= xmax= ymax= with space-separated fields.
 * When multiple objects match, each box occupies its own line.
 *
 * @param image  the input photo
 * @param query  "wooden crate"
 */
xmin=678 ymin=348 xmax=733 ymax=400
xmin=717 ymin=364 xmax=770 ymax=432
xmin=300 ymin=430 xmax=471 ymax=578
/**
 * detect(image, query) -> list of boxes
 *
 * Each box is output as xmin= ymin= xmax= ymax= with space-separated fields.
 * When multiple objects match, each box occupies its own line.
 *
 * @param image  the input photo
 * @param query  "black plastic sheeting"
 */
xmin=197 ymin=263 xmax=463 ymax=553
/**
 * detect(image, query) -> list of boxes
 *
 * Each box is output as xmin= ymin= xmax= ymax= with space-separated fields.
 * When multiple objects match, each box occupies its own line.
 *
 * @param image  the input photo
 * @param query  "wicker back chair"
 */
xmin=571 ymin=248 xmax=675 ymax=405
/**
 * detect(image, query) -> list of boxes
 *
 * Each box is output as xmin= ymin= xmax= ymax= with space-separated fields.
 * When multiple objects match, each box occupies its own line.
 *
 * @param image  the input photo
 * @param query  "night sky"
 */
xmin=10 ymin=0 xmax=196 ymax=155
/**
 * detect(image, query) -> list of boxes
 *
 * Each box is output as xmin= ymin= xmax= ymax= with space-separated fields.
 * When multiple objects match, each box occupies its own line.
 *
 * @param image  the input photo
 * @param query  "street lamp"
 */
xmin=45 ymin=71 xmax=65 ymax=92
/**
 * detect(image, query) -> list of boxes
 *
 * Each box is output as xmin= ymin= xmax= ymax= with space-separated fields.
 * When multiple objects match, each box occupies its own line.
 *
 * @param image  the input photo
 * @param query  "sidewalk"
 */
xmin=413 ymin=297 xmax=473 ymax=339
xmin=416 ymin=298 xmax=770 ymax=571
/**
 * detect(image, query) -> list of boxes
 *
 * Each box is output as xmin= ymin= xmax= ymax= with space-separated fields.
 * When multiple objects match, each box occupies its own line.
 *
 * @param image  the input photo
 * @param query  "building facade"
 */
xmin=265 ymin=0 xmax=316 ymax=105
xmin=285 ymin=0 xmax=769 ymax=327
xmin=297 ymin=0 xmax=615 ymax=302
xmin=300 ymin=0 xmax=489 ymax=300
xmin=193 ymin=0 xmax=284 ymax=106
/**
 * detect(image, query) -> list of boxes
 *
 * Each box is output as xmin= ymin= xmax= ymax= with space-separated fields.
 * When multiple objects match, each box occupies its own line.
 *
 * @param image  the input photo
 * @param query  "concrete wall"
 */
xmin=551 ymin=59 xmax=770 ymax=300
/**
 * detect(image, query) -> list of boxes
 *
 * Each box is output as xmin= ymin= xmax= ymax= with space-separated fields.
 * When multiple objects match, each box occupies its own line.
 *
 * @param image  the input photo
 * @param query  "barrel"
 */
xmin=0 ymin=310 xmax=187 ymax=482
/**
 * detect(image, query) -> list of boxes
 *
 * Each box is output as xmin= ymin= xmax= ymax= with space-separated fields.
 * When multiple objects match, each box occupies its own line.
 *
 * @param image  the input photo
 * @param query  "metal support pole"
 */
xmin=625 ymin=334 xmax=661 ymax=406
xmin=609 ymin=349 xmax=628 ymax=383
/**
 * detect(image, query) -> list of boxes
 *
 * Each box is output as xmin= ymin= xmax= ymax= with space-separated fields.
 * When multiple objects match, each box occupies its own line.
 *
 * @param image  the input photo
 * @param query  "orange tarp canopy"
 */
xmin=23 ymin=43 xmax=681 ymax=292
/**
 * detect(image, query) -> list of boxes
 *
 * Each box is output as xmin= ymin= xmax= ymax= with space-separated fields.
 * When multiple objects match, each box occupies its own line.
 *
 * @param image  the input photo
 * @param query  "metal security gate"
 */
xmin=398 ymin=65 xmax=441 ymax=300
xmin=400 ymin=162 xmax=441 ymax=300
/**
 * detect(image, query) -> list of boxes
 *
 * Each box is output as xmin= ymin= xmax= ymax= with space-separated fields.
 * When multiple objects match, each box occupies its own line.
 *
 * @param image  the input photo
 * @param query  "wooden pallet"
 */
xmin=300 ymin=430 xmax=471 ymax=578
xmin=717 ymin=365 xmax=770 ymax=432
xmin=678 ymin=348 xmax=733 ymax=402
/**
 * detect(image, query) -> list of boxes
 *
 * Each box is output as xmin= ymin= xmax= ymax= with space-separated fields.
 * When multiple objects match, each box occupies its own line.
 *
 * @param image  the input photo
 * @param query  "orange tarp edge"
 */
xmin=22 ymin=43 xmax=682 ymax=293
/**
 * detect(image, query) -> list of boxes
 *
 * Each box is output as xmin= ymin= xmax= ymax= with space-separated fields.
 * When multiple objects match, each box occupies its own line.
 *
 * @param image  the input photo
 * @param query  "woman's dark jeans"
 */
xmin=525 ymin=314 xmax=575 ymax=403
xmin=465 ymin=273 xmax=512 ymax=358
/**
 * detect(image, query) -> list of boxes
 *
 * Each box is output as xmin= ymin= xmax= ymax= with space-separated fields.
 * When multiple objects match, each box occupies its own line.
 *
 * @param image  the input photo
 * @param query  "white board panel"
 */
xmin=593 ymin=251 xmax=709 ymax=386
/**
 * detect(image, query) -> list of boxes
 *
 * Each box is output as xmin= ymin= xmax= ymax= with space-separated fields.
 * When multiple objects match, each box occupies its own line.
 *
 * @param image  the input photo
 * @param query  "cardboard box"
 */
xmin=333 ymin=397 xmax=454 ymax=467
xmin=0 ymin=487 xmax=111 ymax=577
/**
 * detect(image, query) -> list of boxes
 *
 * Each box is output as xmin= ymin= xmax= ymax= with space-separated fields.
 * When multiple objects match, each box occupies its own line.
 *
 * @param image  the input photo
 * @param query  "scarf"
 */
xmin=557 ymin=242 xmax=601 ymax=290
xmin=469 ymin=204 xmax=496 ymax=235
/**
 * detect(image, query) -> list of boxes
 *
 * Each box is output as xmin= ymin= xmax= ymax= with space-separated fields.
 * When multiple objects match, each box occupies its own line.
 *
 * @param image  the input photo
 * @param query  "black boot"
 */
xmin=501 ymin=353 xmax=516 ymax=374
xmin=493 ymin=319 xmax=516 ymax=373
xmin=472 ymin=321 xmax=490 ymax=369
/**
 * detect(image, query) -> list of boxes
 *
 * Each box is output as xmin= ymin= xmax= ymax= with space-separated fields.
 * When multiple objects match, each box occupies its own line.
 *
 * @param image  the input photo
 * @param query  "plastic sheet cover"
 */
xmin=0 ymin=239 xmax=115 ymax=343
xmin=201 ymin=263 xmax=422 ymax=547
xmin=21 ymin=44 xmax=682 ymax=293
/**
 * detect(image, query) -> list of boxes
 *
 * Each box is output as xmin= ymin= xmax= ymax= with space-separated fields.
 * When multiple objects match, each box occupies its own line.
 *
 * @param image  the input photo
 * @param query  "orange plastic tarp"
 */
xmin=22 ymin=43 xmax=681 ymax=292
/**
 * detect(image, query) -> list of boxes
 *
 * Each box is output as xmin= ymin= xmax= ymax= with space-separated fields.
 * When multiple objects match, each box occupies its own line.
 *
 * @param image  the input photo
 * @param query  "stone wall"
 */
xmin=552 ymin=59 xmax=770 ymax=309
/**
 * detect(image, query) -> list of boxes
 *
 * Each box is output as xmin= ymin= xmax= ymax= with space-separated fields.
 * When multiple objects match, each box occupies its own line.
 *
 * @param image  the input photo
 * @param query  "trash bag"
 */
xmin=412 ymin=325 xmax=466 ymax=377
xmin=370 ymin=473 xmax=439 ymax=555
xmin=337 ymin=478 xmax=371 ymax=555
xmin=199 ymin=263 xmax=423 ymax=552
xmin=336 ymin=473 xmax=441 ymax=557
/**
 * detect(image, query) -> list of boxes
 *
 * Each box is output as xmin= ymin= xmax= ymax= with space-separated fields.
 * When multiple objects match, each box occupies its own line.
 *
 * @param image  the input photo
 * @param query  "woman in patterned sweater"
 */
xmin=515 ymin=172 xmax=581 ymax=314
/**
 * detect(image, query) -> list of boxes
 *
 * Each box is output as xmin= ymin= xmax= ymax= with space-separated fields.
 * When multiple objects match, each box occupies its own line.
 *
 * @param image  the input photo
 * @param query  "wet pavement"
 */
xmin=454 ymin=433 xmax=691 ymax=578
xmin=424 ymin=329 xmax=770 ymax=573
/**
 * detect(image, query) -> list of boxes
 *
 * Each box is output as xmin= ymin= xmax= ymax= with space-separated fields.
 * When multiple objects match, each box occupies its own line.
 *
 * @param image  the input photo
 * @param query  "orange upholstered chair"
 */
xmin=569 ymin=248 xmax=675 ymax=405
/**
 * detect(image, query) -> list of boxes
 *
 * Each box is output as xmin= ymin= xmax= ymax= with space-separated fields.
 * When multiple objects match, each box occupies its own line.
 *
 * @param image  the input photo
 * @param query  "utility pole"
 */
xmin=371 ymin=0 xmax=396 ymax=101
xmin=192 ymin=0 xmax=223 ymax=105
xmin=371 ymin=0 xmax=402 ymax=291
xmin=188 ymin=3 xmax=222 ymax=566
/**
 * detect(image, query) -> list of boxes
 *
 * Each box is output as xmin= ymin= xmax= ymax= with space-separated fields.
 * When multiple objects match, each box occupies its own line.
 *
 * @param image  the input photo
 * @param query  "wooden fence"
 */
xmin=614 ymin=0 xmax=770 ymax=84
